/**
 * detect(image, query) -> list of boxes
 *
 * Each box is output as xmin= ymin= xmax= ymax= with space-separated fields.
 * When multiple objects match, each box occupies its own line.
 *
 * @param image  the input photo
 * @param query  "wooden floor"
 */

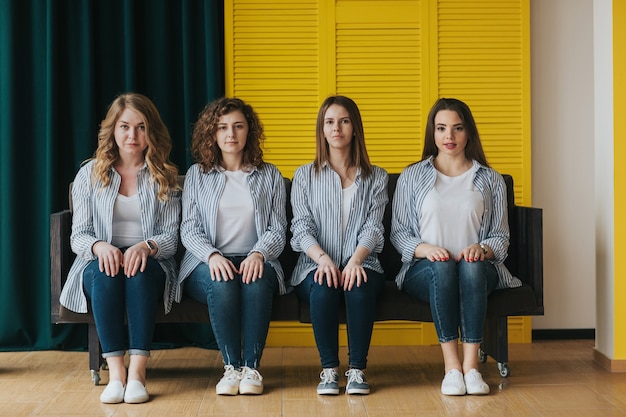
xmin=0 ymin=339 xmax=625 ymax=416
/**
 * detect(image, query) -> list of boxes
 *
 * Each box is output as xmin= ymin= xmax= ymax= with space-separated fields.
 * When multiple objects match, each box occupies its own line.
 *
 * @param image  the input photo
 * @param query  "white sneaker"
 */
xmin=216 ymin=365 xmax=241 ymax=395
xmin=464 ymin=369 xmax=490 ymax=395
xmin=124 ymin=379 xmax=149 ymax=403
xmin=100 ymin=380 xmax=125 ymax=403
xmin=441 ymin=369 xmax=466 ymax=396
xmin=239 ymin=366 xmax=264 ymax=395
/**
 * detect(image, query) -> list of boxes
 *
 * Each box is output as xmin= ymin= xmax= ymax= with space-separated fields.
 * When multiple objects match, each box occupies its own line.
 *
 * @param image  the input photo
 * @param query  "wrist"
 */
xmin=144 ymin=239 xmax=156 ymax=256
xmin=479 ymin=243 xmax=489 ymax=255
xmin=250 ymin=251 xmax=265 ymax=261
xmin=91 ymin=240 xmax=103 ymax=256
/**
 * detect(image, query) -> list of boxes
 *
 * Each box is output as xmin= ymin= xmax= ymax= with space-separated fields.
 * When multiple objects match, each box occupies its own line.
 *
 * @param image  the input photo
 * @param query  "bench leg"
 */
xmin=480 ymin=316 xmax=510 ymax=377
xmin=88 ymin=323 xmax=103 ymax=385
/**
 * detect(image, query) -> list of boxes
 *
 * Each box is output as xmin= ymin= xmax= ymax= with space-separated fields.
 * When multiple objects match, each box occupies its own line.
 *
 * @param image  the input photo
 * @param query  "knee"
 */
xmin=458 ymin=260 xmax=489 ymax=288
xmin=458 ymin=259 xmax=488 ymax=276
xmin=344 ymin=285 xmax=376 ymax=308
xmin=210 ymin=278 xmax=238 ymax=296
xmin=345 ymin=276 xmax=379 ymax=298
xmin=310 ymin=283 xmax=341 ymax=303
xmin=128 ymin=269 xmax=162 ymax=290
xmin=428 ymin=260 xmax=458 ymax=285
xmin=244 ymin=277 xmax=276 ymax=298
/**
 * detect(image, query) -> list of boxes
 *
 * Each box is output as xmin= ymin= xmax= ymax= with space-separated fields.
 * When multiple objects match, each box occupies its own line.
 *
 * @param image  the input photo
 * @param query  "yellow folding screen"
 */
xmin=225 ymin=0 xmax=532 ymax=345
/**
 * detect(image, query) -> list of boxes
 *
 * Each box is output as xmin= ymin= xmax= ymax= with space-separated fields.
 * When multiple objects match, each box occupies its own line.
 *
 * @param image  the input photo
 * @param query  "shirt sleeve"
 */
xmin=290 ymin=165 xmax=320 ymax=254
xmin=250 ymin=165 xmax=287 ymax=261
xmin=179 ymin=166 xmax=221 ymax=264
xmin=390 ymin=166 xmax=424 ymax=263
xmin=355 ymin=167 xmax=388 ymax=254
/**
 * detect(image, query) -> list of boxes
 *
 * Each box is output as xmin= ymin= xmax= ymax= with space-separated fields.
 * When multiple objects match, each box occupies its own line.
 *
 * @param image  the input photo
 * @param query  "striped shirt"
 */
xmin=390 ymin=157 xmax=521 ymax=290
xmin=289 ymin=162 xmax=389 ymax=286
xmin=59 ymin=160 xmax=182 ymax=313
xmin=176 ymin=162 xmax=288 ymax=300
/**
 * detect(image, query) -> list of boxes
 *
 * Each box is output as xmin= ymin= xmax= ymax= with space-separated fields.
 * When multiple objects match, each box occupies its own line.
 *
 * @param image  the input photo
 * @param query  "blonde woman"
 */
xmin=60 ymin=93 xmax=181 ymax=404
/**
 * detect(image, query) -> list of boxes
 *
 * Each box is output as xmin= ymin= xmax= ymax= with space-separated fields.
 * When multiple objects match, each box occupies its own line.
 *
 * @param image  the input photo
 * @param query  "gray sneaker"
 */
xmin=317 ymin=368 xmax=339 ymax=395
xmin=345 ymin=369 xmax=370 ymax=395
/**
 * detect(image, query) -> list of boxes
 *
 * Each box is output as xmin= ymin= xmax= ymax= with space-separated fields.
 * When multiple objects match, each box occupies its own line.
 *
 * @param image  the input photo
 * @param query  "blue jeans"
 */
xmin=82 ymin=258 xmax=166 ymax=357
xmin=184 ymin=257 xmax=278 ymax=369
xmin=403 ymin=259 xmax=498 ymax=344
xmin=294 ymin=268 xmax=384 ymax=370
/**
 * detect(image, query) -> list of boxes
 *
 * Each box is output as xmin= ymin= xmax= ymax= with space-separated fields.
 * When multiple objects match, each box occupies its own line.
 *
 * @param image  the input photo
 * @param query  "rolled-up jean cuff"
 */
xmin=439 ymin=335 xmax=459 ymax=344
xmin=128 ymin=349 xmax=150 ymax=357
xmin=102 ymin=350 xmax=125 ymax=359
xmin=460 ymin=338 xmax=482 ymax=344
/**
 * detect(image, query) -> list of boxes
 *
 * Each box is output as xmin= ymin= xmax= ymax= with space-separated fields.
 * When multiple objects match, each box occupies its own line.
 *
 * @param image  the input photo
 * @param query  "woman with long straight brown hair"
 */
xmin=290 ymin=95 xmax=388 ymax=395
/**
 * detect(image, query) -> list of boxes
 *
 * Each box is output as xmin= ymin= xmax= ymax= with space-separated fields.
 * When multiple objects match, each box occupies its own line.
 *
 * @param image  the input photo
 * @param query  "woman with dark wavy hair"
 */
xmin=391 ymin=97 xmax=519 ymax=396
xmin=60 ymin=92 xmax=181 ymax=404
xmin=177 ymin=97 xmax=287 ymax=396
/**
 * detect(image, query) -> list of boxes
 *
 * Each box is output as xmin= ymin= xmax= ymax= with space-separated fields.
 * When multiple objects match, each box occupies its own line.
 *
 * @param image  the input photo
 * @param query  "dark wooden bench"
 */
xmin=50 ymin=173 xmax=542 ymax=384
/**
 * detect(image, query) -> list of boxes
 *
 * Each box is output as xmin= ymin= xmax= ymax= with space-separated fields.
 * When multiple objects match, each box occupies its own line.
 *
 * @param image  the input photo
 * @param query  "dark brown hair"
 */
xmin=422 ymin=97 xmax=489 ymax=167
xmin=314 ymin=95 xmax=372 ymax=177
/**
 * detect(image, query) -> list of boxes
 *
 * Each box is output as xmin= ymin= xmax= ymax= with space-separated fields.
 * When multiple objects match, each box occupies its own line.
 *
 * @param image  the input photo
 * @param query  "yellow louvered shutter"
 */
xmin=226 ymin=0 xmax=532 ymax=345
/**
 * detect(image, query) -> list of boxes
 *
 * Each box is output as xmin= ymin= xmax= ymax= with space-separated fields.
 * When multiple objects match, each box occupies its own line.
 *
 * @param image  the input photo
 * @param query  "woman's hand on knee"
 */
xmin=341 ymin=262 xmax=367 ymax=291
xmin=122 ymin=243 xmax=151 ymax=278
xmin=208 ymin=253 xmax=237 ymax=281
xmin=240 ymin=252 xmax=264 ymax=284
xmin=314 ymin=259 xmax=341 ymax=288
xmin=458 ymin=244 xmax=485 ymax=263
xmin=416 ymin=243 xmax=450 ymax=262
xmin=94 ymin=242 xmax=123 ymax=277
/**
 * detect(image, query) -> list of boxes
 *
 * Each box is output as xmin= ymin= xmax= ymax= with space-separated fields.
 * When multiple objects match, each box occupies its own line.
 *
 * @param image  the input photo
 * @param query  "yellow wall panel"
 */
xmin=614 ymin=0 xmax=626 ymax=357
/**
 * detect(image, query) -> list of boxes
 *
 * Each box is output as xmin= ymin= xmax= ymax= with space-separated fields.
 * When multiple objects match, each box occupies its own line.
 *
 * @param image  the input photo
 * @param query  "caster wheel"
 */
xmin=498 ymin=362 xmax=510 ymax=378
xmin=91 ymin=369 xmax=101 ymax=385
xmin=478 ymin=348 xmax=487 ymax=363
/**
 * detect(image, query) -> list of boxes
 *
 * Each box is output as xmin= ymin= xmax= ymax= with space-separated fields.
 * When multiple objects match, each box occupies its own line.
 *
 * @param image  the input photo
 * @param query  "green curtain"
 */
xmin=0 ymin=0 xmax=223 ymax=350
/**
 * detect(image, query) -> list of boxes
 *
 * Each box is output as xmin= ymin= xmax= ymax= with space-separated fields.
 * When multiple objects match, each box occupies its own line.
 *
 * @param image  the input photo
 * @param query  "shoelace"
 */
xmin=319 ymin=369 xmax=338 ymax=384
xmin=464 ymin=370 xmax=484 ymax=384
xmin=241 ymin=367 xmax=263 ymax=381
xmin=222 ymin=365 xmax=241 ymax=381
xmin=345 ymin=369 xmax=365 ymax=384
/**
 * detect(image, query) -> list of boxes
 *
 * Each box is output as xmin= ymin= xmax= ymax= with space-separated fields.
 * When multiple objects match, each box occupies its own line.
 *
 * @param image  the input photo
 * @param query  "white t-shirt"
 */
xmin=419 ymin=167 xmax=484 ymax=258
xmin=341 ymin=182 xmax=357 ymax=238
xmin=111 ymin=193 xmax=143 ymax=248
xmin=215 ymin=170 xmax=257 ymax=255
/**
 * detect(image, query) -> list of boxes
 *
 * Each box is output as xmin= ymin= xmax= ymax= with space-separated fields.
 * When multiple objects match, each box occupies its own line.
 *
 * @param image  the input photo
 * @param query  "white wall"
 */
xmin=530 ymin=0 xmax=596 ymax=329
xmin=593 ymin=0 xmax=614 ymax=356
